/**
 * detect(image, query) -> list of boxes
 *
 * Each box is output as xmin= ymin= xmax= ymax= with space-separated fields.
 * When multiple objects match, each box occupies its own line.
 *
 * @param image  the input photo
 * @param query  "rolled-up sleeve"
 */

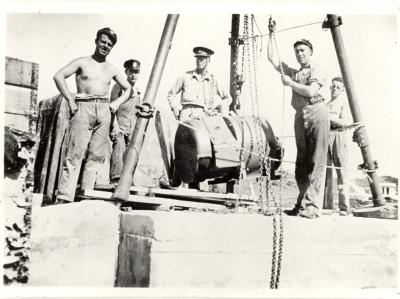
xmin=278 ymin=62 xmax=297 ymax=77
xmin=167 ymin=76 xmax=184 ymax=110
xmin=308 ymin=63 xmax=326 ymax=87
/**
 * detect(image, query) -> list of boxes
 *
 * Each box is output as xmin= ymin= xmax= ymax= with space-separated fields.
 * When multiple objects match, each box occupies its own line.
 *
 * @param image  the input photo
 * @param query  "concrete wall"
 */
xmin=29 ymin=200 xmax=397 ymax=288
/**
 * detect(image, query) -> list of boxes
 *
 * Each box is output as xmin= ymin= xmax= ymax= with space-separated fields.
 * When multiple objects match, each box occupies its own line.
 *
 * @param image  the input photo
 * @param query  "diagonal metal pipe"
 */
xmin=323 ymin=14 xmax=384 ymax=206
xmin=112 ymin=14 xmax=179 ymax=201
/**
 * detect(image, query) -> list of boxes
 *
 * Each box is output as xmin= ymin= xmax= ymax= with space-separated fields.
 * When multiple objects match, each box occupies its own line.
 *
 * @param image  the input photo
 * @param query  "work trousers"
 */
xmin=324 ymin=131 xmax=350 ymax=211
xmin=110 ymin=133 xmax=132 ymax=181
xmin=57 ymin=102 xmax=111 ymax=201
xmin=179 ymin=105 xmax=206 ymax=122
xmin=294 ymin=102 xmax=329 ymax=212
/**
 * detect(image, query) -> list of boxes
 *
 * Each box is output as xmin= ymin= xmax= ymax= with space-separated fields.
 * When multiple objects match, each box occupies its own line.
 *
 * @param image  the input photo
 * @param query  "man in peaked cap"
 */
xmin=109 ymin=59 xmax=142 ymax=183
xmin=164 ymin=46 xmax=232 ymax=189
xmin=53 ymin=27 xmax=131 ymax=203
xmin=267 ymin=38 xmax=329 ymax=219
xmin=167 ymin=46 xmax=232 ymax=121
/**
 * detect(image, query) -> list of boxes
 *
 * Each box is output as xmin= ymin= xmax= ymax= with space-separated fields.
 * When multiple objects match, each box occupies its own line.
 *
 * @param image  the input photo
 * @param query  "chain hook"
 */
xmin=135 ymin=102 xmax=155 ymax=118
xmin=268 ymin=17 xmax=277 ymax=34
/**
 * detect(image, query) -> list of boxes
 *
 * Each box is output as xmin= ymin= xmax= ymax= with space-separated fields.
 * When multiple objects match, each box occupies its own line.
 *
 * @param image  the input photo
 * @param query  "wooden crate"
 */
xmin=4 ymin=57 xmax=39 ymax=134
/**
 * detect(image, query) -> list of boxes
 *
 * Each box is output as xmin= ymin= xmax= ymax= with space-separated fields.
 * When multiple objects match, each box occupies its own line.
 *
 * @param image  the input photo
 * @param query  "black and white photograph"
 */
xmin=1 ymin=1 xmax=399 ymax=298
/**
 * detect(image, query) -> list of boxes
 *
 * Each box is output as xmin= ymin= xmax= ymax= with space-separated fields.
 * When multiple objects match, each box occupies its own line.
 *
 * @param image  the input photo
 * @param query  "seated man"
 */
xmin=165 ymin=46 xmax=232 ymax=188
xmin=167 ymin=46 xmax=232 ymax=121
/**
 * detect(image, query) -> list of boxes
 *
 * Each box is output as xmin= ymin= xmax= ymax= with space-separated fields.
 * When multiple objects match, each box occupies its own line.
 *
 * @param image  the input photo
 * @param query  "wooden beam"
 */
xmin=154 ymin=110 xmax=173 ymax=180
xmin=81 ymin=189 xmax=227 ymax=211
xmin=95 ymin=184 xmax=256 ymax=203
xmin=5 ymin=57 xmax=39 ymax=90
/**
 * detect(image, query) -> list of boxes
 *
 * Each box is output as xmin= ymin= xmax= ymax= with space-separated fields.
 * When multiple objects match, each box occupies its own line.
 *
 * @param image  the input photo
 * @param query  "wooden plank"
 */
xmin=94 ymin=184 xmax=255 ymax=203
xmin=82 ymin=189 xmax=227 ymax=211
xmin=154 ymin=110 xmax=173 ymax=180
xmin=5 ymin=57 xmax=39 ymax=90
xmin=4 ymin=114 xmax=30 ymax=133
xmin=5 ymin=87 xmax=32 ymax=112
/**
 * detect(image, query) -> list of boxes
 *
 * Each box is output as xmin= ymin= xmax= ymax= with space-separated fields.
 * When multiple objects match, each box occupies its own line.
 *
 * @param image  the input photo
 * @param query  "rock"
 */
xmin=4 ymin=255 xmax=20 ymax=268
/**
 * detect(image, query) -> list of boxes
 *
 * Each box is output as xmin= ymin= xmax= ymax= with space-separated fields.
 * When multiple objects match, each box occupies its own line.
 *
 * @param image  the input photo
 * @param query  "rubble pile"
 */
xmin=3 ymin=129 xmax=35 ymax=285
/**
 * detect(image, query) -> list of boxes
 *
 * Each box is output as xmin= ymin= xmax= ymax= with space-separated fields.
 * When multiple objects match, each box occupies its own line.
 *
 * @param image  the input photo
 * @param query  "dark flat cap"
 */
xmin=123 ymin=59 xmax=141 ymax=71
xmin=293 ymin=39 xmax=313 ymax=51
xmin=193 ymin=46 xmax=214 ymax=57
xmin=96 ymin=27 xmax=117 ymax=45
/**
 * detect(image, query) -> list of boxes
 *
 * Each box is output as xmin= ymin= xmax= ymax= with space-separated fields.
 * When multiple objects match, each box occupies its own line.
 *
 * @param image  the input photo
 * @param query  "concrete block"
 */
xmin=29 ymin=200 xmax=120 ymax=286
xmin=116 ymin=211 xmax=397 ymax=289
xmin=29 ymin=204 xmax=397 ymax=289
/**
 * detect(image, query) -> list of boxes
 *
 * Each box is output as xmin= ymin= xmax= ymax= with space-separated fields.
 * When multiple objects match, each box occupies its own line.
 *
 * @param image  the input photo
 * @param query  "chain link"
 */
xmin=238 ymin=15 xmax=284 ymax=289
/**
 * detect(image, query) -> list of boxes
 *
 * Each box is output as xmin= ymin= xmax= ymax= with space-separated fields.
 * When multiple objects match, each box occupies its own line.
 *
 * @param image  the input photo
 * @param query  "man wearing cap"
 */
xmin=267 ymin=38 xmax=329 ymax=218
xmin=109 ymin=59 xmax=142 ymax=183
xmin=164 ymin=46 xmax=231 ymax=189
xmin=167 ymin=46 xmax=232 ymax=121
xmin=324 ymin=77 xmax=351 ymax=215
xmin=53 ymin=27 xmax=131 ymax=203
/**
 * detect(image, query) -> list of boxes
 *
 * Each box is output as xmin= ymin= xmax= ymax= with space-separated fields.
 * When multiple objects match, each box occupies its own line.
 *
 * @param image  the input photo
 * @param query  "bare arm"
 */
xmin=109 ymin=69 xmax=132 ymax=113
xmin=53 ymin=58 xmax=82 ymax=113
xmin=215 ymin=78 xmax=232 ymax=114
xmin=267 ymin=38 xmax=281 ymax=70
xmin=282 ymin=77 xmax=322 ymax=97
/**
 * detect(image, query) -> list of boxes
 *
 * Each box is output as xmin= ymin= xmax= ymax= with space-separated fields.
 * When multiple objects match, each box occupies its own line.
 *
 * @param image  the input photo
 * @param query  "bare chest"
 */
xmin=77 ymin=61 xmax=114 ymax=83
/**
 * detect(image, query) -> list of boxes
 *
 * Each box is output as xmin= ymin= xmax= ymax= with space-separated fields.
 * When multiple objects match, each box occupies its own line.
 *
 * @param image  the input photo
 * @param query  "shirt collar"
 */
xmin=191 ymin=70 xmax=211 ymax=81
xmin=300 ymin=60 xmax=314 ymax=70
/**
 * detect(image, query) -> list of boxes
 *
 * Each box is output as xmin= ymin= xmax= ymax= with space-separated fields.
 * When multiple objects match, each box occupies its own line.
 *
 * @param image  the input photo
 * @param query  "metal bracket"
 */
xmin=357 ymin=160 xmax=379 ymax=171
xmin=135 ymin=102 xmax=155 ymax=118
xmin=268 ymin=17 xmax=276 ymax=34
xmin=352 ymin=125 xmax=369 ymax=148
xmin=228 ymin=37 xmax=244 ymax=46
xmin=322 ymin=14 xmax=343 ymax=29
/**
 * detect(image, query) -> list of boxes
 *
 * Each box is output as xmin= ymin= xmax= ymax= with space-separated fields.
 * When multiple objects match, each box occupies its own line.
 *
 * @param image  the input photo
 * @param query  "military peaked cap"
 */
xmin=193 ymin=46 xmax=214 ymax=57
xmin=123 ymin=59 xmax=141 ymax=71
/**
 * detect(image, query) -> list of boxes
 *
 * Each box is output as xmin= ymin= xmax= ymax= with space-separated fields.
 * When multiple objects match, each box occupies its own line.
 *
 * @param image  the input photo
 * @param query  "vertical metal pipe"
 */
xmin=229 ymin=14 xmax=241 ymax=112
xmin=323 ymin=14 xmax=384 ymax=206
xmin=112 ymin=14 xmax=179 ymax=201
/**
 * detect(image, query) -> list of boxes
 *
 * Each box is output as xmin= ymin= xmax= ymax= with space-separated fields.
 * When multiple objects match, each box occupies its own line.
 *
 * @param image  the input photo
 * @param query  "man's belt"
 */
xmin=75 ymin=95 xmax=109 ymax=103
xmin=181 ymin=103 xmax=205 ymax=109
xmin=309 ymin=94 xmax=324 ymax=105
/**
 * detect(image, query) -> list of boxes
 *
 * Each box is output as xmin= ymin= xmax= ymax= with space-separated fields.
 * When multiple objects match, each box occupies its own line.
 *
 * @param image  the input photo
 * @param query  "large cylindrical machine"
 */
xmin=174 ymin=114 xmax=283 ymax=184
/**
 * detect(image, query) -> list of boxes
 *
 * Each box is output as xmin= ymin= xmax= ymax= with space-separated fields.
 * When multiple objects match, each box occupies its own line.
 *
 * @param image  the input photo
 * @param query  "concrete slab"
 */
xmin=29 ymin=200 xmax=121 ymax=286
xmin=123 ymin=211 xmax=397 ymax=289
xmin=29 ymin=201 xmax=398 ymax=289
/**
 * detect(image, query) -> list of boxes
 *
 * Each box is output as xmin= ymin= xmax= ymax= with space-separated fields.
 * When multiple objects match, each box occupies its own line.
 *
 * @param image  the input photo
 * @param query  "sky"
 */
xmin=3 ymin=4 xmax=399 ymax=180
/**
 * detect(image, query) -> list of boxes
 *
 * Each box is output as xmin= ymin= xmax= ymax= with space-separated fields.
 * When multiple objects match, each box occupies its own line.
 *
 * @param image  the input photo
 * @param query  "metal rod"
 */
xmin=229 ymin=14 xmax=241 ymax=112
xmin=323 ymin=14 xmax=384 ymax=206
xmin=112 ymin=14 xmax=180 ymax=201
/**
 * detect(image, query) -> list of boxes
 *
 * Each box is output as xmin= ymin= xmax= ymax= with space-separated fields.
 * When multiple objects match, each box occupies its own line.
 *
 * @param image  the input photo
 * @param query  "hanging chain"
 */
xmin=267 ymin=15 xmax=284 ymax=289
xmin=235 ymin=14 xmax=250 ymax=210
xmin=237 ymin=117 xmax=247 ymax=211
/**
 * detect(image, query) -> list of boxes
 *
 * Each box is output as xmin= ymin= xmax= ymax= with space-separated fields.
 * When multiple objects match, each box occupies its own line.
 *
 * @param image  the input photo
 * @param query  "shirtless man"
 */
xmin=53 ymin=27 xmax=131 ymax=203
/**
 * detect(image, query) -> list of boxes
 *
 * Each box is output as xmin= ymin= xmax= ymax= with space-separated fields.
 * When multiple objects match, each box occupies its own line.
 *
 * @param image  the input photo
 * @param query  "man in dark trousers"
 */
xmin=109 ymin=59 xmax=142 ymax=183
xmin=268 ymin=38 xmax=329 ymax=218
